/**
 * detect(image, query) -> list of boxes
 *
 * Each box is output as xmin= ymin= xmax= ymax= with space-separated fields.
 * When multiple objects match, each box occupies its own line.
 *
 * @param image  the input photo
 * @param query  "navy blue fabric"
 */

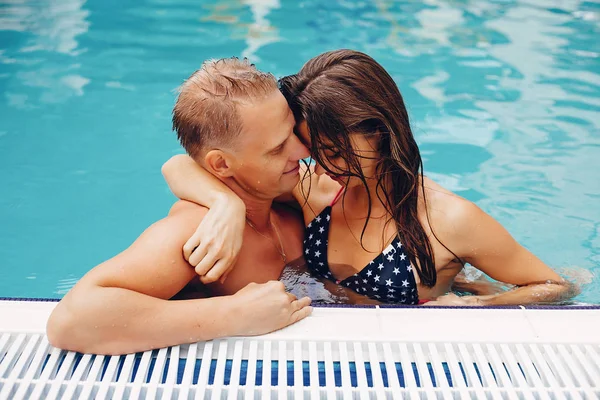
xmin=303 ymin=206 xmax=419 ymax=304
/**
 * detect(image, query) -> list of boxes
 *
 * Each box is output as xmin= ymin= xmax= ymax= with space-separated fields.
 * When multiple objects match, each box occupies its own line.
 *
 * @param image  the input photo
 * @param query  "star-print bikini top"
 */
xmin=303 ymin=188 xmax=420 ymax=305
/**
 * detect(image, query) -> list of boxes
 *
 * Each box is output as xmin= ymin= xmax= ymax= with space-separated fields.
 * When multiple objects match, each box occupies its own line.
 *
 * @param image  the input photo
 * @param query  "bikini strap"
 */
xmin=330 ymin=186 xmax=345 ymax=206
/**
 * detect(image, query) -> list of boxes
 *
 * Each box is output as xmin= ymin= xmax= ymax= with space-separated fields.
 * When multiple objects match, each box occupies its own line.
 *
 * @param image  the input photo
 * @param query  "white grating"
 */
xmin=1 ymin=333 xmax=599 ymax=399
xmin=1 ymin=301 xmax=599 ymax=399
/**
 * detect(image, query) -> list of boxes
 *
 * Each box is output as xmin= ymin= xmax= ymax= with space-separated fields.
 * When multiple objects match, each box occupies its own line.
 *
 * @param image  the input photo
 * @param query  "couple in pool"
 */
xmin=47 ymin=50 xmax=577 ymax=355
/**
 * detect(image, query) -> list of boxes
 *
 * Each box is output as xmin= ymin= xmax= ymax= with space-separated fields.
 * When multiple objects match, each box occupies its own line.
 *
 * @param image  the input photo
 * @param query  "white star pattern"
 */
xmin=303 ymin=211 xmax=419 ymax=305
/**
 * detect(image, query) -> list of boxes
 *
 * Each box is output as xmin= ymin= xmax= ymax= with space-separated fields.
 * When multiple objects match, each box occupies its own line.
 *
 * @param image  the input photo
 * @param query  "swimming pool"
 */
xmin=0 ymin=0 xmax=598 ymax=302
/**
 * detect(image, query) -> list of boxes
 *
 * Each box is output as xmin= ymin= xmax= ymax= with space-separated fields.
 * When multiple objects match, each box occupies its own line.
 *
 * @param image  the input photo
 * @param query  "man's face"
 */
xmin=228 ymin=90 xmax=309 ymax=199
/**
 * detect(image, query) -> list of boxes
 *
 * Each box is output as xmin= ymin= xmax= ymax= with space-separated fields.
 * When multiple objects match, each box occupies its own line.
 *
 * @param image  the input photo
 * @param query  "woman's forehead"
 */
xmin=296 ymin=120 xmax=336 ymax=149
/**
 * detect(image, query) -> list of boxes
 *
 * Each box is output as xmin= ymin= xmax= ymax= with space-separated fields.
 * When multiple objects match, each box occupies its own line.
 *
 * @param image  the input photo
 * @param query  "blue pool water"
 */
xmin=0 ymin=0 xmax=598 ymax=302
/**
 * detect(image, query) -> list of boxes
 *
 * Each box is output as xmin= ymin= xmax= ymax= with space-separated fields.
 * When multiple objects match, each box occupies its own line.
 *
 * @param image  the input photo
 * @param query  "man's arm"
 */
xmin=46 ymin=202 xmax=312 ymax=355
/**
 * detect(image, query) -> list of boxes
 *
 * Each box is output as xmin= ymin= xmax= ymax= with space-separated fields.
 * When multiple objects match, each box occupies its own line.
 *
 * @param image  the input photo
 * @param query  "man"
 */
xmin=46 ymin=58 xmax=313 ymax=355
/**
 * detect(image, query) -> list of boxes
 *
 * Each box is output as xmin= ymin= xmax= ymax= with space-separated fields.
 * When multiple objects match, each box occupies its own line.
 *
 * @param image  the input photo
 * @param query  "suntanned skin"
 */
xmin=162 ymin=119 xmax=577 ymax=307
xmin=292 ymin=121 xmax=576 ymax=305
xmin=46 ymin=89 xmax=315 ymax=356
xmin=183 ymin=202 xmax=305 ymax=297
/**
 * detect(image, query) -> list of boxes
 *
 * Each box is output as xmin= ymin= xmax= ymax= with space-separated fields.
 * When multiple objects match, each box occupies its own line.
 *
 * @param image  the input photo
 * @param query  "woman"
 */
xmin=163 ymin=49 xmax=577 ymax=305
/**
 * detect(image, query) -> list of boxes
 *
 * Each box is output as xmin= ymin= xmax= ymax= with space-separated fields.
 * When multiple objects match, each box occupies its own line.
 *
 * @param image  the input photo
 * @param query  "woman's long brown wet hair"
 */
xmin=280 ymin=49 xmax=459 ymax=287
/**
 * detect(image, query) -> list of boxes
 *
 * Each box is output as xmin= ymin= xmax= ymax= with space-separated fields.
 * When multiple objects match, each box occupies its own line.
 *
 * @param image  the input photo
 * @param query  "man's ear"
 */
xmin=204 ymin=149 xmax=235 ymax=178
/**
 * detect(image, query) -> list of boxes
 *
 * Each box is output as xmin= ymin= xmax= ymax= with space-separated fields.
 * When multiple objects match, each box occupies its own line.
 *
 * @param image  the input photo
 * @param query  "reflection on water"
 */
xmin=1 ymin=0 xmax=90 ymax=106
xmin=201 ymin=0 xmax=280 ymax=61
xmin=0 ymin=0 xmax=598 ymax=302
xmin=280 ymin=261 xmax=381 ymax=305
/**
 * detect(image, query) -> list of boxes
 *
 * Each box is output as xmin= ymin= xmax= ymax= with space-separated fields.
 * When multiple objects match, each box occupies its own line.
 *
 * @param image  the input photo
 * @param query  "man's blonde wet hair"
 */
xmin=172 ymin=57 xmax=278 ymax=159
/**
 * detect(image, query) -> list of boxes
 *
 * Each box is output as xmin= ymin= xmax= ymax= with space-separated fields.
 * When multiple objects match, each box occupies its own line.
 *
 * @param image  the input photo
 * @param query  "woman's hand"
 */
xmin=426 ymin=293 xmax=486 ymax=306
xmin=183 ymin=194 xmax=246 ymax=284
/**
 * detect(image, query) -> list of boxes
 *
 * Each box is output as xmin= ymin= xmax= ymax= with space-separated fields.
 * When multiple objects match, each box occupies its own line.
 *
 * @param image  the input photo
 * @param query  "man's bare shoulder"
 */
xmin=70 ymin=201 xmax=210 ymax=300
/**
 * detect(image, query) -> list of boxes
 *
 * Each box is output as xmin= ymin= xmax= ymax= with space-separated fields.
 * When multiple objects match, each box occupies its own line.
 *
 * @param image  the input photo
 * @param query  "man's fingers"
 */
xmin=292 ymin=296 xmax=312 ymax=311
xmin=290 ymin=305 xmax=313 ymax=324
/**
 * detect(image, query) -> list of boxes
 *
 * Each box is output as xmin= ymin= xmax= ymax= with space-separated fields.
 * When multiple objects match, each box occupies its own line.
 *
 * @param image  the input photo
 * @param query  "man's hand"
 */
xmin=183 ymin=194 xmax=246 ymax=284
xmin=228 ymin=281 xmax=313 ymax=336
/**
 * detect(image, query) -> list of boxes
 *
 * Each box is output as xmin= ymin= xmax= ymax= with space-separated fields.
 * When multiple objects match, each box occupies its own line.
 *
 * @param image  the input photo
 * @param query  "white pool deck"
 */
xmin=0 ymin=300 xmax=599 ymax=399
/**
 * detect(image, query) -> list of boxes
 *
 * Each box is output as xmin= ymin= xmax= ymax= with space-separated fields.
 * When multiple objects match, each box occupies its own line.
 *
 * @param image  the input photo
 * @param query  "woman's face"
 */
xmin=296 ymin=120 xmax=380 ymax=188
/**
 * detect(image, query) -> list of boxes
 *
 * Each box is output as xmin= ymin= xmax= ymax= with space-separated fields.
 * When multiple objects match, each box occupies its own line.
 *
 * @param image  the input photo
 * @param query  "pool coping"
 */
xmin=1 ymin=299 xmax=599 ymax=345
xmin=2 ymin=296 xmax=599 ymax=309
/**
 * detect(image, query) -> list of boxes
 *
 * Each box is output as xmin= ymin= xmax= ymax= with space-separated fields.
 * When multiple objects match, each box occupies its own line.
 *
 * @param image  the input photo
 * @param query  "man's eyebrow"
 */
xmin=267 ymin=115 xmax=295 ymax=154
xmin=267 ymin=135 xmax=289 ymax=154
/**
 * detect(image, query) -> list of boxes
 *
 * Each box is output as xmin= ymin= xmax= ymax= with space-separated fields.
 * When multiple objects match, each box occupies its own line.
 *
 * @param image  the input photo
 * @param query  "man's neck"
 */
xmin=223 ymin=178 xmax=274 ymax=231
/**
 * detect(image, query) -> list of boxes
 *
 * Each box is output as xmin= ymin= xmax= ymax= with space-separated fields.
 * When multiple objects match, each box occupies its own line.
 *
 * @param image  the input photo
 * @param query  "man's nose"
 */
xmin=291 ymin=135 xmax=310 ymax=161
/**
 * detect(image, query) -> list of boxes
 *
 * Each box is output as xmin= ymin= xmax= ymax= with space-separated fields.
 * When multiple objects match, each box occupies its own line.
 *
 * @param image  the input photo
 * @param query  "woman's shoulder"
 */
xmin=421 ymin=177 xmax=483 ymax=247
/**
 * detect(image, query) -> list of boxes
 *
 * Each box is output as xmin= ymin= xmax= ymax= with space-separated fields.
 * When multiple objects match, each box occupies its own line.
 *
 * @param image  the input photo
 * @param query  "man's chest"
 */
xmin=206 ymin=256 xmax=286 ymax=296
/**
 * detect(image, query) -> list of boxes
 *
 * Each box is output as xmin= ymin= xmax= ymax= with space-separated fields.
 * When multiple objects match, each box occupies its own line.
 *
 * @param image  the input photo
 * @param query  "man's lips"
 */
xmin=284 ymin=165 xmax=300 ymax=174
